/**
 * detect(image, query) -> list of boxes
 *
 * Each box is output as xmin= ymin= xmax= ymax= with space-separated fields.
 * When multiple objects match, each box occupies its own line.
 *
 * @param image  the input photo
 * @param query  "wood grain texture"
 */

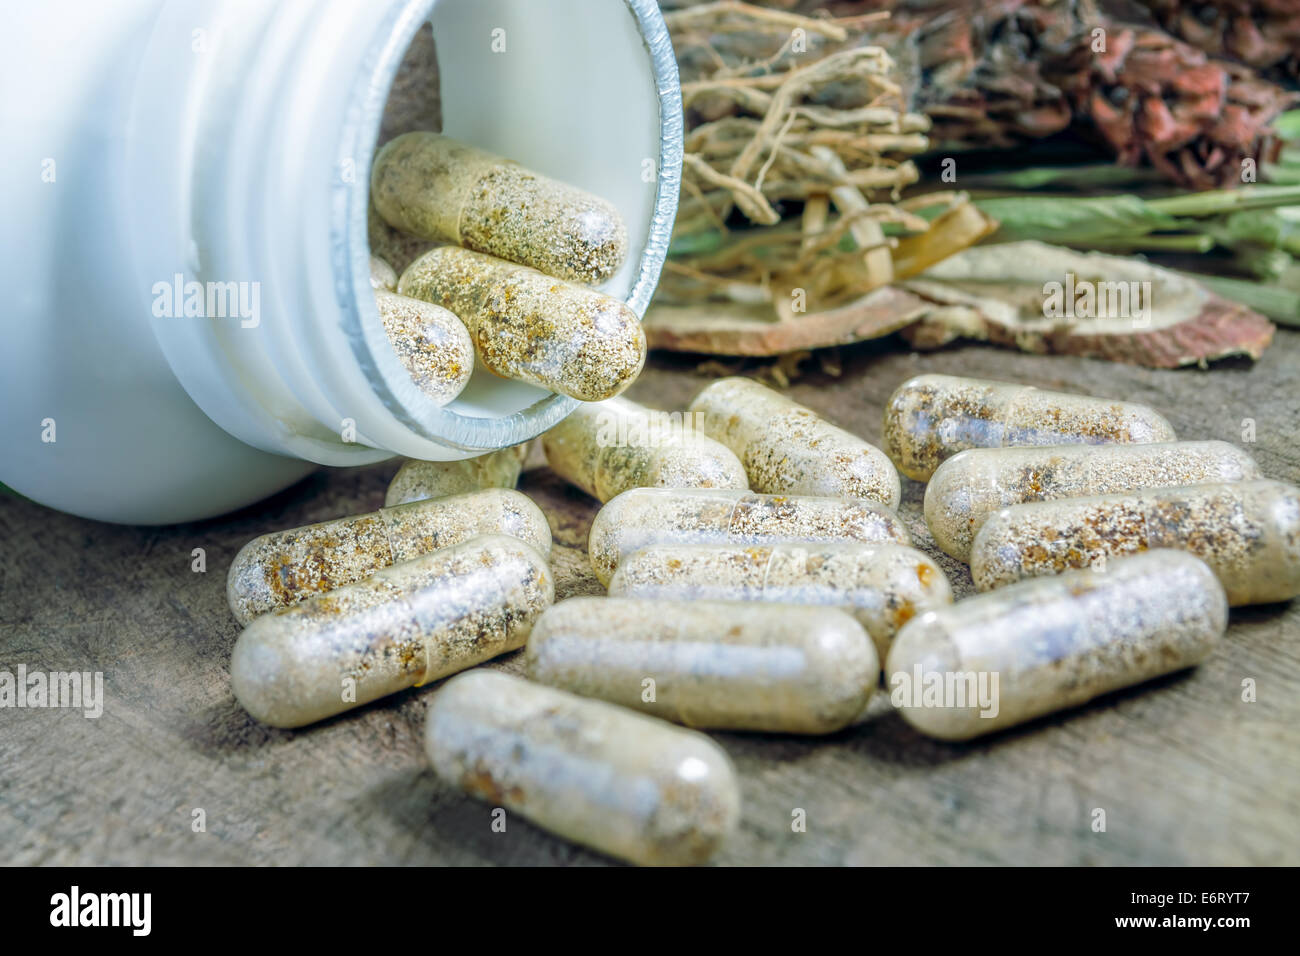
xmin=2 ymin=333 xmax=1298 ymax=866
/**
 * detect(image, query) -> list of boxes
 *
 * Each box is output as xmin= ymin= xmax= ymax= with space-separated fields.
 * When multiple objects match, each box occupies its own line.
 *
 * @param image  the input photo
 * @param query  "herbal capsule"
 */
xmin=526 ymin=597 xmax=876 ymax=734
xmin=231 ymin=536 xmax=553 ymax=728
xmin=970 ymin=479 xmax=1300 ymax=606
xmin=369 ymin=255 xmax=397 ymax=291
xmin=608 ymin=542 xmax=951 ymax=662
xmin=385 ymin=443 xmax=531 ymax=507
xmin=372 ymin=132 xmax=628 ymax=283
xmin=227 ymin=489 xmax=552 ymax=625
xmin=588 ymin=488 xmax=910 ymax=586
xmin=541 ymin=397 xmax=747 ymax=502
xmin=883 ymin=374 xmax=1177 ymax=481
xmin=375 ymin=289 xmax=474 ymax=406
xmin=399 ymin=247 xmax=645 ymax=402
xmin=926 ymin=440 xmax=1262 ymax=562
xmin=689 ymin=377 xmax=900 ymax=509
xmin=425 ymin=670 xmax=739 ymax=866
xmin=887 ymin=551 xmax=1225 ymax=740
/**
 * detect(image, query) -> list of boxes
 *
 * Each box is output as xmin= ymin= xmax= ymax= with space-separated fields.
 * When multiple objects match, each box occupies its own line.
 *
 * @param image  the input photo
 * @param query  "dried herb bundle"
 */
xmin=821 ymin=0 xmax=1296 ymax=189
xmin=1135 ymin=0 xmax=1300 ymax=86
xmin=660 ymin=1 xmax=995 ymax=317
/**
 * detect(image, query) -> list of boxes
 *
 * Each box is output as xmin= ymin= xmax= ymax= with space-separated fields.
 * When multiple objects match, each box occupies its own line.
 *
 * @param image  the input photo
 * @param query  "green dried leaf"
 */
xmin=975 ymin=194 xmax=1182 ymax=244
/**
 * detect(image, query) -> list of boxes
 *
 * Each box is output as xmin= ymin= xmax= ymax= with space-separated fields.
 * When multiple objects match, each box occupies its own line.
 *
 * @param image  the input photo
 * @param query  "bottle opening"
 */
xmin=341 ymin=0 xmax=681 ymax=456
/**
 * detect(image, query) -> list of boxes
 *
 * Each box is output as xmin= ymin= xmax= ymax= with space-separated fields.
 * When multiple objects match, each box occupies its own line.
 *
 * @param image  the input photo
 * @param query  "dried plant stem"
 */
xmin=802 ymin=196 xmax=828 ymax=254
xmin=811 ymin=145 xmax=893 ymax=286
xmin=684 ymin=153 xmax=779 ymax=225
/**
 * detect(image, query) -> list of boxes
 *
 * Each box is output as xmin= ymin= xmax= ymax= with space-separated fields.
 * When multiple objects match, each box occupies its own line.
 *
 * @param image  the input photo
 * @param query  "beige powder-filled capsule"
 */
xmin=369 ymin=255 xmax=397 ymax=291
xmin=425 ymin=670 xmax=739 ymax=866
xmin=887 ymin=551 xmax=1226 ymax=740
xmin=227 ymin=488 xmax=552 ymax=625
xmin=375 ymin=288 xmax=474 ymax=406
xmin=399 ymin=247 xmax=645 ymax=402
xmin=690 ymin=377 xmax=900 ymax=509
xmin=588 ymin=488 xmax=910 ymax=586
xmin=526 ymin=597 xmax=876 ymax=733
xmin=926 ymin=440 xmax=1262 ymax=562
xmin=970 ymin=479 xmax=1300 ymax=605
xmin=608 ymin=542 xmax=950 ymax=662
xmin=232 ymin=536 xmax=553 ymax=728
xmin=372 ymin=132 xmax=628 ymax=283
xmin=385 ymin=443 xmax=532 ymax=507
xmin=883 ymin=374 xmax=1177 ymax=481
xmin=541 ymin=397 xmax=747 ymax=502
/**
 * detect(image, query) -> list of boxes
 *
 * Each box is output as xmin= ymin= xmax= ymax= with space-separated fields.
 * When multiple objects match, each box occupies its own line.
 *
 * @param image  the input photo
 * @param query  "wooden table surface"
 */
xmin=3 ymin=332 xmax=1298 ymax=866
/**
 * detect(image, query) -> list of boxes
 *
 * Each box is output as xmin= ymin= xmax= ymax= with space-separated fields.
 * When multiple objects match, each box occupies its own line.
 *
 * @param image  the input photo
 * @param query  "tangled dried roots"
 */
xmin=662 ymin=1 xmax=991 ymax=313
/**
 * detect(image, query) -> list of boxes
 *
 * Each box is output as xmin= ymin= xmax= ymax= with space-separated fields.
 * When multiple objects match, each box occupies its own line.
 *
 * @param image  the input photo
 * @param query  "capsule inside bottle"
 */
xmin=226 ymin=488 xmax=552 ymax=624
xmin=231 ymin=536 xmax=554 ymax=728
xmin=425 ymin=670 xmax=740 ymax=866
xmin=374 ymin=288 xmax=474 ymax=406
xmin=399 ymin=246 xmax=646 ymax=402
xmin=526 ymin=597 xmax=878 ymax=734
xmin=372 ymin=132 xmax=628 ymax=283
xmin=887 ymin=551 xmax=1226 ymax=740
xmin=369 ymin=255 xmax=397 ymax=290
xmin=883 ymin=374 xmax=1177 ymax=481
xmin=587 ymin=488 xmax=911 ymax=586
xmin=925 ymin=440 xmax=1262 ymax=562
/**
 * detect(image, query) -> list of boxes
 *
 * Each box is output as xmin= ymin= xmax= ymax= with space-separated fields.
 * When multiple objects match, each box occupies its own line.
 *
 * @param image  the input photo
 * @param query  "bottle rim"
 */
xmin=337 ymin=0 xmax=683 ymax=452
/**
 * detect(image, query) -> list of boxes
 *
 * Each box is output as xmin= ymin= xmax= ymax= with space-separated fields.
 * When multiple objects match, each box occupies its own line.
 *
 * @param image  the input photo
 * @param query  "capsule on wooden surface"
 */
xmin=887 ymin=551 xmax=1226 ymax=740
xmin=607 ymin=542 xmax=950 ymax=662
xmin=970 ymin=479 xmax=1300 ymax=605
xmin=588 ymin=488 xmax=911 ymax=586
xmin=370 ymin=255 xmax=397 ymax=291
xmin=372 ymin=132 xmax=628 ymax=283
xmin=926 ymin=440 xmax=1262 ymax=562
xmin=525 ymin=597 xmax=876 ymax=734
xmin=399 ymin=246 xmax=645 ymax=402
xmin=882 ymin=374 xmax=1177 ymax=481
xmin=227 ymin=489 xmax=552 ymax=625
xmin=231 ymin=536 xmax=552 ymax=728
xmin=385 ymin=443 xmax=532 ymax=507
xmin=375 ymin=289 xmax=474 ymax=406
xmin=689 ymin=377 xmax=900 ymax=509
xmin=541 ymin=397 xmax=747 ymax=502
xmin=424 ymin=670 xmax=740 ymax=866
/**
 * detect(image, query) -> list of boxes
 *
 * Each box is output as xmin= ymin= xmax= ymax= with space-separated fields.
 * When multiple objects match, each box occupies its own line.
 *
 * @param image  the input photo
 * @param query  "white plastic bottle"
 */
xmin=0 ymin=0 xmax=681 ymax=523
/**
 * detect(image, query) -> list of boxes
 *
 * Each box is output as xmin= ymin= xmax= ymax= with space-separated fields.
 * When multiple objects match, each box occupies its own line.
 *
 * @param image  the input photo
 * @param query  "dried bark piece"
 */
xmin=644 ymin=285 xmax=931 ymax=355
xmin=898 ymin=241 xmax=1276 ymax=367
